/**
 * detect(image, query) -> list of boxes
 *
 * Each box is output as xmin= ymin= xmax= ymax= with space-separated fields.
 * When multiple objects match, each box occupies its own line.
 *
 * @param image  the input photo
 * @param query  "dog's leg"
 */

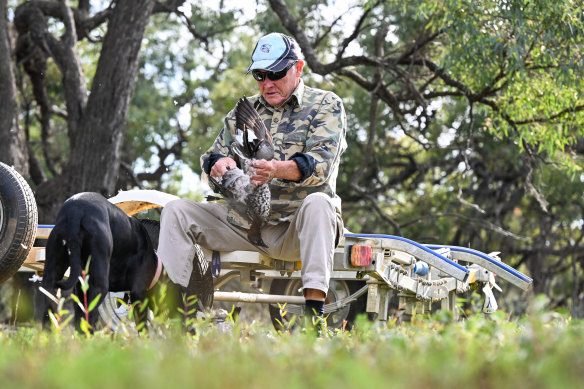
xmin=39 ymin=228 xmax=69 ymax=329
xmin=130 ymin=290 xmax=150 ymax=330
xmin=83 ymin=234 xmax=112 ymax=332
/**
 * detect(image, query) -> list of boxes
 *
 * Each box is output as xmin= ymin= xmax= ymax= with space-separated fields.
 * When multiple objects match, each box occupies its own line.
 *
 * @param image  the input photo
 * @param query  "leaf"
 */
xmin=69 ymin=294 xmax=86 ymax=313
xmin=87 ymin=294 xmax=102 ymax=313
xmin=60 ymin=314 xmax=74 ymax=328
xmin=78 ymin=275 xmax=89 ymax=292
xmin=79 ymin=319 xmax=92 ymax=336
xmin=48 ymin=311 xmax=60 ymax=329
xmin=38 ymin=287 xmax=60 ymax=305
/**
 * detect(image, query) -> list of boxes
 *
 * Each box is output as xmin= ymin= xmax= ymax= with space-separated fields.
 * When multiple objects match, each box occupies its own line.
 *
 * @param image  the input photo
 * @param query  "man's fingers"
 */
xmin=251 ymin=178 xmax=268 ymax=186
xmin=211 ymin=158 xmax=237 ymax=178
xmin=210 ymin=165 xmax=224 ymax=178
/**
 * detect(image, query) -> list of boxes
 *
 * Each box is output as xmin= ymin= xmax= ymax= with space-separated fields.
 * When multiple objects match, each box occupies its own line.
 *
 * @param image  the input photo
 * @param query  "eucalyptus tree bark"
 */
xmin=0 ymin=0 xmax=28 ymax=175
xmin=67 ymin=0 xmax=156 ymax=196
xmin=13 ymin=0 xmax=156 ymax=222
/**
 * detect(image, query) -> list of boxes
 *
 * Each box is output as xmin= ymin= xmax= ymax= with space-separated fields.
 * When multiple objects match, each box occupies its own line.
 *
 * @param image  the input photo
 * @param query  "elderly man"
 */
xmin=157 ymin=32 xmax=347 ymax=325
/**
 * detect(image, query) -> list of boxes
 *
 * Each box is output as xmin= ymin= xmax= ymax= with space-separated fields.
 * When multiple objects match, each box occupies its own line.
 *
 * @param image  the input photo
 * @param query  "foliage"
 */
xmin=418 ymin=0 xmax=584 ymax=166
xmin=0 ymin=305 xmax=582 ymax=389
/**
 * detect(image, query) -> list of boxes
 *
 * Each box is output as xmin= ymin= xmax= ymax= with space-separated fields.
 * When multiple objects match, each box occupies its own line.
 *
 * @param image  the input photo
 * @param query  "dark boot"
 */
xmin=304 ymin=300 xmax=326 ymax=337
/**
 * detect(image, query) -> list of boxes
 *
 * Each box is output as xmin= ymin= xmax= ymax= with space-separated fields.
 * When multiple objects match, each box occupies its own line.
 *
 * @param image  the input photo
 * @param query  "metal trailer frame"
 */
xmin=21 ymin=189 xmax=533 ymax=328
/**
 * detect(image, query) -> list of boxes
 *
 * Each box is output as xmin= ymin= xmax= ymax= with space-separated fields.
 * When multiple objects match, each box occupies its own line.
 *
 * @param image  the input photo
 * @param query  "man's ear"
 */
xmin=296 ymin=60 xmax=305 ymax=77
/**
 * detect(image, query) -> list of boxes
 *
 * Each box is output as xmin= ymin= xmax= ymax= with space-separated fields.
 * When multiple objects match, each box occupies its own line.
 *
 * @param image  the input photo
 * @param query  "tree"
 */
xmin=0 ymin=0 xmax=28 ymax=173
xmin=8 ymin=0 xmax=158 ymax=220
xmin=2 ymin=0 xmax=243 ymax=220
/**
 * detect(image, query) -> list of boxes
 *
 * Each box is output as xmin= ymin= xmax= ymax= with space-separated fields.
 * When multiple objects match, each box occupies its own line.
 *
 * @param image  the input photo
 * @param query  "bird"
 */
xmin=208 ymin=96 xmax=274 ymax=247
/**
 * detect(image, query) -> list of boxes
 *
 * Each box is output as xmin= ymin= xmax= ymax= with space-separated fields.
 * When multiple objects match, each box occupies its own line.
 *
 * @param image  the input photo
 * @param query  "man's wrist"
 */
xmin=273 ymin=160 xmax=302 ymax=182
xmin=203 ymin=153 xmax=227 ymax=175
xmin=289 ymin=152 xmax=316 ymax=181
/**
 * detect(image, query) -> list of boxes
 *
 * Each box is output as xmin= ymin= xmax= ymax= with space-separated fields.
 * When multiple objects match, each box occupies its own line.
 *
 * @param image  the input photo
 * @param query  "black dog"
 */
xmin=40 ymin=192 xmax=161 ymax=331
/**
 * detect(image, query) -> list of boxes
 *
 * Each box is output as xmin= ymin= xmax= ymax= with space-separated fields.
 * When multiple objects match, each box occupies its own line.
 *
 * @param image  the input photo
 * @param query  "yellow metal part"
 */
xmin=113 ymin=201 xmax=162 ymax=216
xmin=467 ymin=269 xmax=477 ymax=284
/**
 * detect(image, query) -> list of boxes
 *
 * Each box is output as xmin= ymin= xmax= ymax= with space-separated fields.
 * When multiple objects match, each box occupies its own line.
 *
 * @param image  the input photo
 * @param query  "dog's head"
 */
xmin=138 ymin=219 xmax=161 ymax=250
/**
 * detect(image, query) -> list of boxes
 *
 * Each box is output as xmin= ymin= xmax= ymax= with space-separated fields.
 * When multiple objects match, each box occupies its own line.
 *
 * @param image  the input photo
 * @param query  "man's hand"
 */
xmin=248 ymin=159 xmax=302 ymax=186
xmin=210 ymin=157 xmax=237 ymax=178
xmin=248 ymin=159 xmax=275 ymax=186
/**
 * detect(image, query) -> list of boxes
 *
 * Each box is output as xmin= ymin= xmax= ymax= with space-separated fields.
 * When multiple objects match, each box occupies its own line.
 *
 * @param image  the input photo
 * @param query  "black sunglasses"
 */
xmin=252 ymin=61 xmax=298 ymax=82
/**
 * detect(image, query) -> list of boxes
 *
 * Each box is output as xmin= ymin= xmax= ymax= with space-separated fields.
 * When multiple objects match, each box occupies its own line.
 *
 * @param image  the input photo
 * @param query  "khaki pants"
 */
xmin=157 ymin=193 xmax=342 ymax=295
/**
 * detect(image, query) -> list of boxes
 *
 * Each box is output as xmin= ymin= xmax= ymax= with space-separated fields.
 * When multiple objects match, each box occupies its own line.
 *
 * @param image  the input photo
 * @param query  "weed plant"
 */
xmin=0 ymin=295 xmax=583 ymax=389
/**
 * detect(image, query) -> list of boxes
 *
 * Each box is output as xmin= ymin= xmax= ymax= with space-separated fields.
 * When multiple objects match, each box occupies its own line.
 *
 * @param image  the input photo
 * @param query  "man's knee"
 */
xmin=161 ymin=199 xmax=183 ymax=217
xmin=161 ymin=199 xmax=192 ymax=224
xmin=300 ymin=193 xmax=335 ymax=215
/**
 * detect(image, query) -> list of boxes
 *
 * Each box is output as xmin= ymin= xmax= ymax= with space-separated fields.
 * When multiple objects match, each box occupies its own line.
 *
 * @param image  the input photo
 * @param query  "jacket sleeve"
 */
xmin=200 ymin=109 xmax=236 ymax=180
xmin=298 ymin=92 xmax=347 ymax=187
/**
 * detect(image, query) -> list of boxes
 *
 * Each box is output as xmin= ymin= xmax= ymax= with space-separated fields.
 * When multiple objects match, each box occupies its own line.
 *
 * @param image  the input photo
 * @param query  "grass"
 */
xmin=1 ymin=302 xmax=583 ymax=389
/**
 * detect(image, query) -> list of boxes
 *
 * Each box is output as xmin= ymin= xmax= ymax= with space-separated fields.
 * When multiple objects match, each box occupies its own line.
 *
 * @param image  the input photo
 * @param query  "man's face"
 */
xmin=256 ymin=60 xmax=304 ymax=108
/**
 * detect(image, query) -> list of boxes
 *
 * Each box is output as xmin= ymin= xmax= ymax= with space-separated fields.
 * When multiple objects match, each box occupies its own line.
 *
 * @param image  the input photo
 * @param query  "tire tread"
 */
xmin=0 ymin=162 xmax=37 ymax=284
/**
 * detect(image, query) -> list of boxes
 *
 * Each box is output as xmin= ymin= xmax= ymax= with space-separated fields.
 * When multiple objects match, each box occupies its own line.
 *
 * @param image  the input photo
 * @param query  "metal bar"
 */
xmin=212 ymin=271 xmax=241 ymax=289
xmin=213 ymin=291 xmax=305 ymax=304
xmin=213 ymin=285 xmax=370 ymax=314
xmin=36 ymin=225 xmax=54 ymax=239
xmin=387 ymin=250 xmax=416 ymax=266
xmin=257 ymin=270 xmax=360 ymax=280
xmin=426 ymin=245 xmax=533 ymax=291
xmin=24 ymin=247 xmax=45 ymax=263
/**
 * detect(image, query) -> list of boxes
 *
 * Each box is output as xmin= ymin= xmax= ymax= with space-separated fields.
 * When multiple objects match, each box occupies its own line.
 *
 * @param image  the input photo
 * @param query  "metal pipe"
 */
xmin=213 ymin=291 xmax=305 ymax=304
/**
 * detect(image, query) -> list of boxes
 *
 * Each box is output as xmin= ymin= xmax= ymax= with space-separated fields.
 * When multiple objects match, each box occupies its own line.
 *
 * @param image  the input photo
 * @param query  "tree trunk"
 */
xmin=24 ymin=0 xmax=156 ymax=222
xmin=0 ymin=0 xmax=28 ymax=175
xmin=67 ymin=0 xmax=156 ymax=196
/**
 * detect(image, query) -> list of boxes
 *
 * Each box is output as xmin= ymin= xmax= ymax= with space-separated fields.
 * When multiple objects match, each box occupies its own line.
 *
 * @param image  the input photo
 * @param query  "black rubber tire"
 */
xmin=0 ymin=162 xmax=37 ymax=285
xmin=268 ymin=279 xmax=367 ymax=331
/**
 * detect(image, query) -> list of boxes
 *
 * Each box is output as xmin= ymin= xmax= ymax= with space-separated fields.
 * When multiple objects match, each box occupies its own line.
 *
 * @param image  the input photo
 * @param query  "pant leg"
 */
xmin=276 ymin=193 xmax=342 ymax=295
xmin=158 ymin=199 xmax=260 ymax=287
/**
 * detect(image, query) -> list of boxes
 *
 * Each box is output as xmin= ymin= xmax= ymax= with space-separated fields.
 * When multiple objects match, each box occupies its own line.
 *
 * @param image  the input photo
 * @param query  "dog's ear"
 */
xmin=138 ymin=219 xmax=161 ymax=250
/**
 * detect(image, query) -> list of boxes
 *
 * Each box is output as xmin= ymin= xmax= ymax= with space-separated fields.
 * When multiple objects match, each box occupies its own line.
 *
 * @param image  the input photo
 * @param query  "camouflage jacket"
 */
xmin=201 ymin=79 xmax=347 ymax=228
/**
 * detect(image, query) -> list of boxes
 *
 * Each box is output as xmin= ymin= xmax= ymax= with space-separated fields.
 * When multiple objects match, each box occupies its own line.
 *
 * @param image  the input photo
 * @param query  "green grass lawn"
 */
xmin=1 ymin=305 xmax=583 ymax=389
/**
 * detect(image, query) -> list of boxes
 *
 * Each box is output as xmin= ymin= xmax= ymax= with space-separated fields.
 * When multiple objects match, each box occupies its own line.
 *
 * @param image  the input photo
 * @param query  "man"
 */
xmin=157 ymin=32 xmax=347 ymax=325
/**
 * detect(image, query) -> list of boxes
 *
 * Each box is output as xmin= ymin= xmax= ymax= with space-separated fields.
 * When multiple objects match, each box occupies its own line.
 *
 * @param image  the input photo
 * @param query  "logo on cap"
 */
xmin=260 ymin=44 xmax=271 ymax=53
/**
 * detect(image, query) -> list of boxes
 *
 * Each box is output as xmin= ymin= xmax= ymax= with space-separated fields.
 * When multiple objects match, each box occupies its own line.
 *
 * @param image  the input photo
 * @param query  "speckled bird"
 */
xmin=208 ymin=96 xmax=273 ymax=247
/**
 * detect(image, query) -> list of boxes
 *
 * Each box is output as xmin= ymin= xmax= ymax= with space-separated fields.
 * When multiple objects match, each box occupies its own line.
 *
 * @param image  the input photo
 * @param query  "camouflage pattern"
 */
xmin=201 ymin=80 xmax=347 ymax=228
